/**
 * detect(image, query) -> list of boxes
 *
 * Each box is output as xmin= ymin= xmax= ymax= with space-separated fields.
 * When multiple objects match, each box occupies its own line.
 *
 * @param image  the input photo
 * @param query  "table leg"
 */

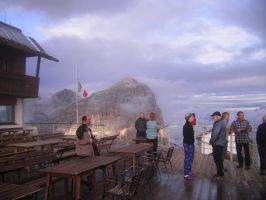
xmin=44 ymin=174 xmax=52 ymax=200
xmin=64 ymin=178 xmax=68 ymax=200
xmin=75 ymin=176 xmax=81 ymax=200
xmin=102 ymin=168 xmax=106 ymax=200
xmin=91 ymin=171 xmax=98 ymax=200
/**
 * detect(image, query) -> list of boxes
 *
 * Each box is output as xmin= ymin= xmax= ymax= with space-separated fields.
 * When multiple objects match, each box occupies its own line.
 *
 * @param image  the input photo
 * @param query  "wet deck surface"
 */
xmin=2 ymin=148 xmax=266 ymax=200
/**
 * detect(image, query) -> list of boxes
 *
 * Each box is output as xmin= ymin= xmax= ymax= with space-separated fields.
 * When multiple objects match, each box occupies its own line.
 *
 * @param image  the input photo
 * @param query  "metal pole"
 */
xmin=75 ymin=64 xmax=79 ymax=123
xmin=202 ymin=123 xmax=205 ymax=154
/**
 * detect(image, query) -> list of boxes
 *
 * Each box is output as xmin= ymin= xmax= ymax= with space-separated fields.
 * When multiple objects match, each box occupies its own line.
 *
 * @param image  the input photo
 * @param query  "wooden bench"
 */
xmin=0 ymin=135 xmax=36 ymax=144
xmin=0 ymin=150 xmax=52 ymax=164
xmin=0 ymin=151 xmax=57 ymax=182
xmin=0 ymin=149 xmax=36 ymax=159
xmin=0 ymin=129 xmax=34 ymax=144
xmin=37 ymin=132 xmax=64 ymax=140
xmin=0 ymin=183 xmax=41 ymax=200
xmin=17 ymin=171 xmax=63 ymax=191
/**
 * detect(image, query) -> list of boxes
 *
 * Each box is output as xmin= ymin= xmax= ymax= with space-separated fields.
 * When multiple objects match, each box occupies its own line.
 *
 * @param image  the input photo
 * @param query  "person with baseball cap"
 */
xmin=209 ymin=111 xmax=227 ymax=179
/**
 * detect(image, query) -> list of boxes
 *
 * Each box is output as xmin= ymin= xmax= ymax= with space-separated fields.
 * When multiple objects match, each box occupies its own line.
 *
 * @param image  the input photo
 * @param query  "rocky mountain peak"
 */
xmin=25 ymin=78 xmax=165 ymax=143
xmin=51 ymin=89 xmax=76 ymax=105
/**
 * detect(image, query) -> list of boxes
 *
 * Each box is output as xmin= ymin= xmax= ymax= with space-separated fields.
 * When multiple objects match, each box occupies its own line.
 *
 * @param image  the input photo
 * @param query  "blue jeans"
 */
xmin=183 ymin=143 xmax=195 ymax=176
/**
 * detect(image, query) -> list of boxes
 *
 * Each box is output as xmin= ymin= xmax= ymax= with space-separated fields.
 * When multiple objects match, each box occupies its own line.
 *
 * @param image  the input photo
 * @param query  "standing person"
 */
xmin=135 ymin=112 xmax=147 ymax=138
xmin=209 ymin=111 xmax=227 ymax=179
xmin=191 ymin=113 xmax=197 ymax=128
xmin=231 ymin=111 xmax=252 ymax=169
xmin=221 ymin=112 xmax=231 ymax=166
xmin=256 ymin=115 xmax=266 ymax=175
xmin=76 ymin=116 xmax=94 ymax=157
xmin=183 ymin=113 xmax=195 ymax=180
xmin=146 ymin=112 xmax=159 ymax=156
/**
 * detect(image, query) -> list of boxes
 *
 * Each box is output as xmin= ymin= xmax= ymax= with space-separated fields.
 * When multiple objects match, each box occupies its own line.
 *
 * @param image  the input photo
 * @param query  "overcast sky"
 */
xmin=1 ymin=0 xmax=266 ymax=123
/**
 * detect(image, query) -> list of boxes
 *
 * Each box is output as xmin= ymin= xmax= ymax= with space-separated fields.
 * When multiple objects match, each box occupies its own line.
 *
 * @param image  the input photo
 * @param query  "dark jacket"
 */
xmin=135 ymin=118 xmax=147 ymax=136
xmin=210 ymin=120 xmax=227 ymax=146
xmin=183 ymin=121 xmax=194 ymax=144
xmin=256 ymin=123 xmax=266 ymax=149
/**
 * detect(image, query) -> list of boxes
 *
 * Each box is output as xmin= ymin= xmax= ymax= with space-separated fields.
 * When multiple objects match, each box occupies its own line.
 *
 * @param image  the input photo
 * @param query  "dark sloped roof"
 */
xmin=0 ymin=21 xmax=59 ymax=62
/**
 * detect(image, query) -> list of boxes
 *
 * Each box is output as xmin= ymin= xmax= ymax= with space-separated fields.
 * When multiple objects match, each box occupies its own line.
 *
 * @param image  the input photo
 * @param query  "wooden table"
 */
xmin=61 ymin=134 xmax=119 ymax=151
xmin=132 ymin=137 xmax=153 ymax=144
xmin=97 ymin=134 xmax=119 ymax=153
xmin=0 ymin=183 xmax=41 ymax=200
xmin=39 ymin=156 xmax=122 ymax=200
xmin=110 ymin=143 xmax=152 ymax=174
xmin=6 ymin=139 xmax=62 ymax=152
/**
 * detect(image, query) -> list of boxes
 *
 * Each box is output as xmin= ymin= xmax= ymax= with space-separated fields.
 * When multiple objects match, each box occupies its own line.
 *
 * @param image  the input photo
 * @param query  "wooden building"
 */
xmin=0 ymin=21 xmax=58 ymax=129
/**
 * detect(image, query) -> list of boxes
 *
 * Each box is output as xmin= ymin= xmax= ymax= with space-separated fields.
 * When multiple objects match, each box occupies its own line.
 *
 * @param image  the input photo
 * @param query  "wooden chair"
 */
xmin=158 ymin=147 xmax=174 ymax=173
xmin=138 ymin=152 xmax=162 ymax=180
xmin=104 ymin=168 xmax=143 ymax=200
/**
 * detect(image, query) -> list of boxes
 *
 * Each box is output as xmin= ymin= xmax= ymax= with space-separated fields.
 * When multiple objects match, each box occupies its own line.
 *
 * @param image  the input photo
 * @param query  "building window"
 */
xmin=0 ymin=105 xmax=15 ymax=124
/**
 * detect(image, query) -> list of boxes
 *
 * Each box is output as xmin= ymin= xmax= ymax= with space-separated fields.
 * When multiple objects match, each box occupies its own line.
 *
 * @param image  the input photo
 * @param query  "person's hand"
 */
xmin=236 ymin=128 xmax=241 ymax=133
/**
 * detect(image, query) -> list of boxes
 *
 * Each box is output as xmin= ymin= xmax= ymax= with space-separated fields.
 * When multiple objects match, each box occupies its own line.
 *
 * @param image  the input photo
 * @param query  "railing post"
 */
xmin=229 ymin=133 xmax=233 ymax=161
xmin=52 ymin=124 xmax=55 ymax=134
xmin=202 ymin=124 xmax=205 ymax=154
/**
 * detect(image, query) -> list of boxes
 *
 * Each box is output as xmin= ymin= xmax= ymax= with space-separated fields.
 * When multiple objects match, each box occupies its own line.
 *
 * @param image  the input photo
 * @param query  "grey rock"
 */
xmin=25 ymin=78 xmax=164 ymax=140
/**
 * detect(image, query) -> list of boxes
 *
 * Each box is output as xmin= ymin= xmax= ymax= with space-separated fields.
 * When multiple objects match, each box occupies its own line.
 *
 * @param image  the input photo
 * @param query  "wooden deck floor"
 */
xmin=3 ymin=148 xmax=266 ymax=200
xmin=143 ymin=148 xmax=266 ymax=200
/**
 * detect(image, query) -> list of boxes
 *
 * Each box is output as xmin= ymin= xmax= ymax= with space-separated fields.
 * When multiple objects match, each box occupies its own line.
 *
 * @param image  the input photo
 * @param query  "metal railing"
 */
xmin=24 ymin=122 xmax=105 ymax=136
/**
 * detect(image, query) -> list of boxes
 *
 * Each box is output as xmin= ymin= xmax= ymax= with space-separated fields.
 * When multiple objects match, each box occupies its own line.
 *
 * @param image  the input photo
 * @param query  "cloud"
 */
xmin=0 ymin=0 xmax=135 ymax=19
xmin=2 ymin=0 xmax=266 ymax=124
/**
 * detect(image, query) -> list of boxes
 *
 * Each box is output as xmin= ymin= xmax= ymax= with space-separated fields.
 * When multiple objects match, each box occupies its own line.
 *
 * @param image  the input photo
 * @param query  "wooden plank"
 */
xmin=0 ymin=183 xmax=41 ymax=200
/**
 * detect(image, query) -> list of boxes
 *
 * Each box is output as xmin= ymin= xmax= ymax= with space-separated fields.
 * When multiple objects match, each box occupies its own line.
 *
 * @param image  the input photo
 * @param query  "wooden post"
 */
xmin=36 ymin=56 xmax=41 ymax=78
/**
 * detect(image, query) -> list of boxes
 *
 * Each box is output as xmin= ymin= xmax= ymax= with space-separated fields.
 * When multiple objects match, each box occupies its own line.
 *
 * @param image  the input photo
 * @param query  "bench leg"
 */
xmin=1 ymin=173 xmax=5 ymax=182
xmin=44 ymin=174 xmax=52 ymax=200
xmin=64 ymin=178 xmax=68 ymax=200
xmin=74 ymin=176 xmax=81 ymax=200
xmin=18 ymin=169 xmax=21 ymax=181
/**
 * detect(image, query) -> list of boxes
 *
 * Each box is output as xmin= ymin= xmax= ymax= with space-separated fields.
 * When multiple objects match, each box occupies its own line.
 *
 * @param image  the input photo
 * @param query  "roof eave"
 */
xmin=0 ymin=37 xmax=59 ymax=62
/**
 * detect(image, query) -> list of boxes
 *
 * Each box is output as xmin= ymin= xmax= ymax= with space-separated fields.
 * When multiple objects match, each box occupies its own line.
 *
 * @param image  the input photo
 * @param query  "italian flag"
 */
xmin=77 ymin=81 xmax=89 ymax=97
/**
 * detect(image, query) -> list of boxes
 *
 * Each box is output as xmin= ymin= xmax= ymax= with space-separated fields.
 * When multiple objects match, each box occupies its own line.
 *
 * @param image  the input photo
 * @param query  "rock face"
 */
xmin=25 ymin=78 xmax=164 ymax=141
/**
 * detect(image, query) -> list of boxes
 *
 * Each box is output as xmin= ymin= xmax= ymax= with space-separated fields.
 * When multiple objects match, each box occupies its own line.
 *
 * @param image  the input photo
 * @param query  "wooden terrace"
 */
xmin=1 ymin=143 xmax=265 ymax=200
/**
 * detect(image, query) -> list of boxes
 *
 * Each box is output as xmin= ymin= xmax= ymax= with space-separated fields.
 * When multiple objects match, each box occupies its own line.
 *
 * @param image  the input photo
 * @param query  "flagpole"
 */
xmin=75 ymin=64 xmax=79 ymax=124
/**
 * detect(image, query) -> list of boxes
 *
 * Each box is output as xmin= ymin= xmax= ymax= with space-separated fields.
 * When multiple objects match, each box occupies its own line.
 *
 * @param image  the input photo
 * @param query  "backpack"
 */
xmin=76 ymin=124 xmax=87 ymax=140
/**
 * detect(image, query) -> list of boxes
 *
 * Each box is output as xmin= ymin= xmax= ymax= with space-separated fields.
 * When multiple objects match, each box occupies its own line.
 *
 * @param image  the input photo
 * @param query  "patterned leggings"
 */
xmin=183 ymin=143 xmax=195 ymax=176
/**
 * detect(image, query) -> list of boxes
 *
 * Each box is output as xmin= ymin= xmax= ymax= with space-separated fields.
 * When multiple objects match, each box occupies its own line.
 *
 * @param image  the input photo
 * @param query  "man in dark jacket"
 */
xmin=210 ymin=111 xmax=227 ymax=178
xmin=256 ymin=115 xmax=266 ymax=175
xmin=135 ymin=112 xmax=147 ymax=138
